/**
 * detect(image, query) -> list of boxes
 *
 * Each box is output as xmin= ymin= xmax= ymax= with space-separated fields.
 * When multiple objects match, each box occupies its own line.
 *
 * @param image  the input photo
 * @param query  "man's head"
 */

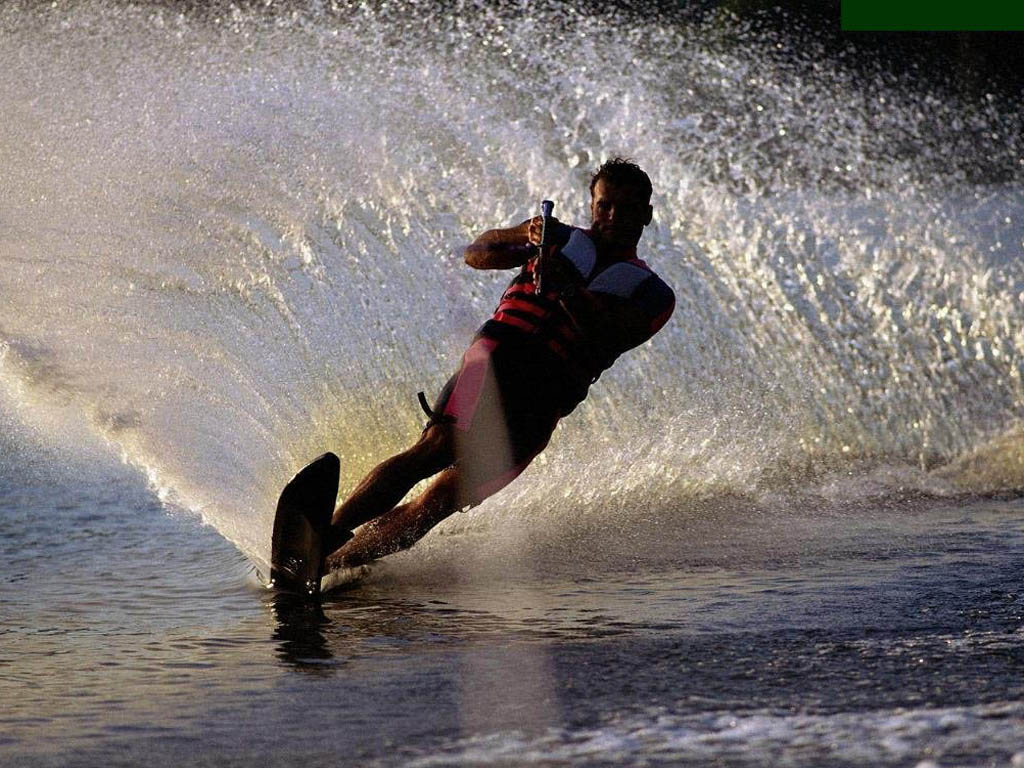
xmin=588 ymin=158 xmax=653 ymax=252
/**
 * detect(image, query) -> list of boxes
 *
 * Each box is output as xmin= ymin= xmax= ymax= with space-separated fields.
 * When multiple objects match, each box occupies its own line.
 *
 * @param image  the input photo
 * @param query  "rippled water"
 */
xmin=2 ymin=0 xmax=1022 ymax=765
xmin=4 ymin=440 xmax=1024 ymax=767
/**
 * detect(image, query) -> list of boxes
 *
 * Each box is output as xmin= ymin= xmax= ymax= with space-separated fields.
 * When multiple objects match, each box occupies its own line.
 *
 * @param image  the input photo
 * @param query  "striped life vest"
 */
xmin=480 ymin=228 xmax=675 ymax=388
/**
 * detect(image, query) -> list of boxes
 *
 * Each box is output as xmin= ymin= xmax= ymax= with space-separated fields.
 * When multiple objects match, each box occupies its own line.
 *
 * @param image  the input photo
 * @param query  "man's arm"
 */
xmin=560 ymin=265 xmax=675 ymax=359
xmin=463 ymin=219 xmax=534 ymax=270
xmin=559 ymin=288 xmax=654 ymax=358
xmin=464 ymin=216 xmax=572 ymax=270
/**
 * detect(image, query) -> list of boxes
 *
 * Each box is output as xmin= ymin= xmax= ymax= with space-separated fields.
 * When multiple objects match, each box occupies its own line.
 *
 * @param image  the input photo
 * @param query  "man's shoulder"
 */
xmin=589 ymin=258 xmax=673 ymax=300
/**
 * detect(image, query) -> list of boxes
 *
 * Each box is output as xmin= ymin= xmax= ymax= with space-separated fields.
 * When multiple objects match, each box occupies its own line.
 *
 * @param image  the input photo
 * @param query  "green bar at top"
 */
xmin=842 ymin=0 xmax=1024 ymax=30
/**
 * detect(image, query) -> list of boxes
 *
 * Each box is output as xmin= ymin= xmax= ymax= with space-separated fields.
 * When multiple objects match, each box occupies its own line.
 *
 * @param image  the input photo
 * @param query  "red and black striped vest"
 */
xmin=481 ymin=228 xmax=674 ymax=386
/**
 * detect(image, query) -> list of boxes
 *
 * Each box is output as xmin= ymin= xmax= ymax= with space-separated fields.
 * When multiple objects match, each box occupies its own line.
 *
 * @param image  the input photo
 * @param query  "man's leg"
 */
xmin=327 ymin=467 xmax=462 ymax=569
xmin=328 ymin=423 xmax=454 ymax=539
xmin=327 ymin=412 xmax=555 ymax=570
xmin=324 ymin=338 xmax=561 ymax=568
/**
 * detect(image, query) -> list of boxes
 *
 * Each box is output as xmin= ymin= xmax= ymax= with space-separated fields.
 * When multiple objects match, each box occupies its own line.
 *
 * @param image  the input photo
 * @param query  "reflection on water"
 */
xmin=269 ymin=594 xmax=333 ymax=671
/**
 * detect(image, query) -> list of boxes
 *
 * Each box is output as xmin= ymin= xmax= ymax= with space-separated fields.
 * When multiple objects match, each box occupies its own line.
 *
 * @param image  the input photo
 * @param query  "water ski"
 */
xmin=270 ymin=452 xmax=340 ymax=595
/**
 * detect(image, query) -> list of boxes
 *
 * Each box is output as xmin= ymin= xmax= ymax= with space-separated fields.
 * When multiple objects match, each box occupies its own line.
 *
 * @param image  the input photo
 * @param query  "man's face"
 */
xmin=589 ymin=178 xmax=653 ymax=252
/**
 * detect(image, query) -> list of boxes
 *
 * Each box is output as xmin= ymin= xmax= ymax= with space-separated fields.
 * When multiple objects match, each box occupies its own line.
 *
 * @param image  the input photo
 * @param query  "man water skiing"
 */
xmin=325 ymin=158 xmax=674 ymax=570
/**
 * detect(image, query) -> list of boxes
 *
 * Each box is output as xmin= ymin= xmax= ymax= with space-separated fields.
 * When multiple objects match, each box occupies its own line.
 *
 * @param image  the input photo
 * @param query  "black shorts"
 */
xmin=428 ymin=334 xmax=569 ymax=502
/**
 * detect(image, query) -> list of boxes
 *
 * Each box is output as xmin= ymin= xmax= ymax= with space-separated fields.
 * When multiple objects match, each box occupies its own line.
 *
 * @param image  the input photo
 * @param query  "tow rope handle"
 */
xmin=534 ymin=199 xmax=555 ymax=296
xmin=418 ymin=391 xmax=456 ymax=428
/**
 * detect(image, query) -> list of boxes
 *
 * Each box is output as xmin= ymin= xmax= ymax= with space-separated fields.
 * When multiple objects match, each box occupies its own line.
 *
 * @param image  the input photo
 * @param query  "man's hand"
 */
xmin=527 ymin=216 xmax=572 ymax=248
xmin=530 ymin=215 xmax=574 ymax=296
xmin=536 ymin=249 xmax=584 ymax=294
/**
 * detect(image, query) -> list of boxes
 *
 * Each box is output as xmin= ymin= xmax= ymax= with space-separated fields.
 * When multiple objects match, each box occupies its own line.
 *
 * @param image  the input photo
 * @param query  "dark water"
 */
xmin=2 ymin=1 xmax=1023 ymax=765
xmin=4 ymin=434 xmax=1024 ymax=766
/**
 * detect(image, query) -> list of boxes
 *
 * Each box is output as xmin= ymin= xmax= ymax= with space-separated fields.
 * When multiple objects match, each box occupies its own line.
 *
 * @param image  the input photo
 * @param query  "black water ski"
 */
xmin=270 ymin=452 xmax=340 ymax=595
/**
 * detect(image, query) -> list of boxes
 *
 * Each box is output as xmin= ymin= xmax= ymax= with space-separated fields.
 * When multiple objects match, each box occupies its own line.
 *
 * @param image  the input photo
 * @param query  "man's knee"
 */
xmin=410 ymin=423 xmax=455 ymax=472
